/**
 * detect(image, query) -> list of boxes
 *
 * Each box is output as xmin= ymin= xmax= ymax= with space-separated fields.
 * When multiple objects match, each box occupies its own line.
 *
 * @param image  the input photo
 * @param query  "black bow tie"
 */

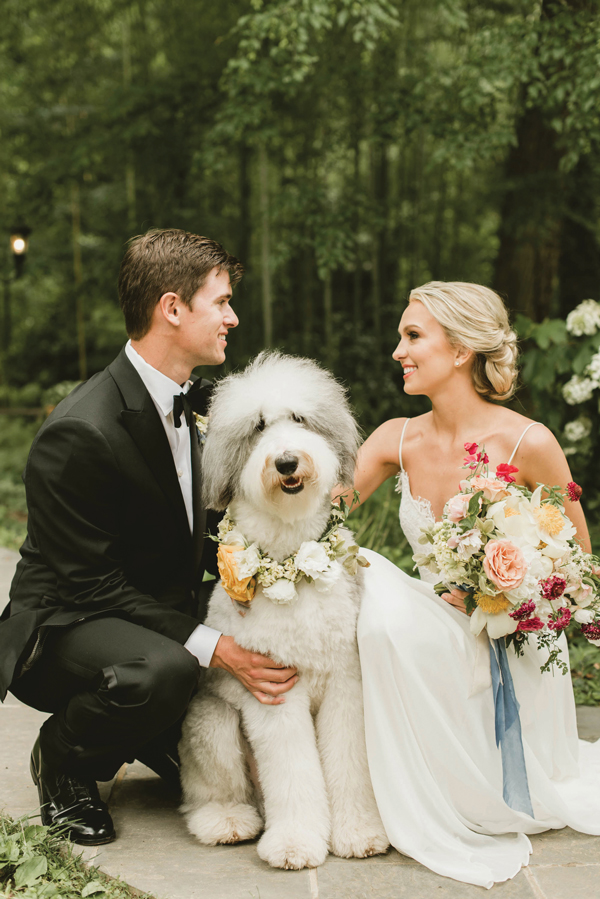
xmin=172 ymin=379 xmax=211 ymax=430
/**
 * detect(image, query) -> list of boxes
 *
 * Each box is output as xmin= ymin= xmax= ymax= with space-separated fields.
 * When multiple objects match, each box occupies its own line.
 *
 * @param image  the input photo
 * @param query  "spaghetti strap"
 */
xmin=399 ymin=418 xmax=411 ymax=472
xmin=508 ymin=422 xmax=542 ymax=465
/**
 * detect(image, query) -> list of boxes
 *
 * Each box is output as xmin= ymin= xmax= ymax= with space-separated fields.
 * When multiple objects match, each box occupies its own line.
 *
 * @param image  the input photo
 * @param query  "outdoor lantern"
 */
xmin=10 ymin=226 xmax=31 ymax=278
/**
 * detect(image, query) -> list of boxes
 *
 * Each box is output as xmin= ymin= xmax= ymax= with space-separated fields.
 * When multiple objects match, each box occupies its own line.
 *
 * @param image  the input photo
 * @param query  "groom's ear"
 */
xmin=157 ymin=291 xmax=182 ymax=327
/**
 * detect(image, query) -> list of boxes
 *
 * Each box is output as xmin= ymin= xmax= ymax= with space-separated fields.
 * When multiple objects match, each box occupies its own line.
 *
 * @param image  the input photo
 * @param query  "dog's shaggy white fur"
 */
xmin=179 ymin=353 xmax=389 ymax=870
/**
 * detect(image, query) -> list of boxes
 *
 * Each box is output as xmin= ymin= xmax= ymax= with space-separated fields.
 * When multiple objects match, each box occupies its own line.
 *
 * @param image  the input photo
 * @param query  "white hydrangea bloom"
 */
xmin=564 ymin=416 xmax=592 ymax=443
xmin=566 ymin=299 xmax=600 ymax=336
xmin=586 ymin=349 xmax=600 ymax=384
xmin=562 ymin=375 xmax=596 ymax=405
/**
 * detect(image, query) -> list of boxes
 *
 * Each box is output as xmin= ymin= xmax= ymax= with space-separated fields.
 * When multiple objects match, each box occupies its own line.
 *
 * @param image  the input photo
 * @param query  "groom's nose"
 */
xmin=224 ymin=304 xmax=239 ymax=329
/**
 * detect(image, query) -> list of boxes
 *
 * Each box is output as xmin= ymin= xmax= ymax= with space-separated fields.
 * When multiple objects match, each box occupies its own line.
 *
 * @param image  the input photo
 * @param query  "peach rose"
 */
xmin=483 ymin=539 xmax=527 ymax=590
xmin=447 ymin=493 xmax=472 ymax=523
xmin=217 ymin=544 xmax=256 ymax=604
xmin=466 ymin=476 xmax=510 ymax=502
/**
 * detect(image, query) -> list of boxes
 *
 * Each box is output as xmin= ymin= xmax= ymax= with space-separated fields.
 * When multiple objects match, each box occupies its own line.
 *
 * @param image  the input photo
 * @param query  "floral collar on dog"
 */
xmin=210 ymin=493 xmax=370 ymax=607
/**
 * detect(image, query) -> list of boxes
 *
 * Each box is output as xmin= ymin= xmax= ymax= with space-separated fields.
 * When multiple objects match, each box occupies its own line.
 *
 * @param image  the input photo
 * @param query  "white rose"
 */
xmin=263 ymin=578 xmax=298 ymax=604
xmin=313 ymin=560 xmax=342 ymax=593
xmin=222 ymin=528 xmax=247 ymax=547
xmin=574 ymin=608 xmax=595 ymax=624
xmin=234 ymin=543 xmax=261 ymax=579
xmin=295 ymin=541 xmax=331 ymax=577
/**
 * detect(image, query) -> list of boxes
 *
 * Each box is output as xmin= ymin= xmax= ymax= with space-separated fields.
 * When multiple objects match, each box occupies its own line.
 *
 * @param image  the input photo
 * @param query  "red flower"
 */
xmin=566 ymin=482 xmax=583 ymax=503
xmin=581 ymin=622 xmax=600 ymax=641
xmin=478 ymin=452 xmax=489 ymax=464
xmin=540 ymin=575 xmax=567 ymax=601
xmin=496 ymin=463 xmax=519 ymax=483
xmin=548 ymin=607 xmax=572 ymax=632
xmin=517 ymin=617 xmax=544 ymax=632
xmin=509 ymin=600 xmax=536 ymax=621
xmin=464 ymin=442 xmax=478 ymax=455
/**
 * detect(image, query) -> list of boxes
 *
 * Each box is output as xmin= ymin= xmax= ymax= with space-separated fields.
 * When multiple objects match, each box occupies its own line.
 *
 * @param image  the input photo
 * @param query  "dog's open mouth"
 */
xmin=281 ymin=476 xmax=304 ymax=494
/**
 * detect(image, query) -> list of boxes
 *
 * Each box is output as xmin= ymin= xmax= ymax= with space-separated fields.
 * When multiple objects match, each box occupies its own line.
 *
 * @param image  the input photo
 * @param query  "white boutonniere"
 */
xmin=193 ymin=413 xmax=209 ymax=445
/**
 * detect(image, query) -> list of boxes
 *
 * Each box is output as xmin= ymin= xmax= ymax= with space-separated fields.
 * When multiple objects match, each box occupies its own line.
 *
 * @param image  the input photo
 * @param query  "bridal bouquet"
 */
xmin=414 ymin=443 xmax=600 ymax=672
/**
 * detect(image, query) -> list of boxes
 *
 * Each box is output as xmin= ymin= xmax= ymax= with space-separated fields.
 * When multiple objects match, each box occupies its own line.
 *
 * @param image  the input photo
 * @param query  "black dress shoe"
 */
xmin=30 ymin=736 xmax=116 ymax=845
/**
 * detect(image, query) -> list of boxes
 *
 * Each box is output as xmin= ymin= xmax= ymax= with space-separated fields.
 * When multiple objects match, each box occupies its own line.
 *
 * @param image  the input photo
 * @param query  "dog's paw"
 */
xmin=257 ymin=826 xmax=329 ymax=870
xmin=185 ymin=802 xmax=262 ymax=846
xmin=330 ymin=822 xmax=389 ymax=859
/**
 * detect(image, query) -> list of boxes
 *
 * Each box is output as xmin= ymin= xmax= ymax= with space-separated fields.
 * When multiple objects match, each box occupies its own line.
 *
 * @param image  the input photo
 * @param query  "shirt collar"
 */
xmin=125 ymin=340 xmax=191 ymax=418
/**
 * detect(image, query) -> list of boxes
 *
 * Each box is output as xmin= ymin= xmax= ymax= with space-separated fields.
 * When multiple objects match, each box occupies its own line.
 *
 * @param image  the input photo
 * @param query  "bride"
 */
xmin=350 ymin=281 xmax=600 ymax=888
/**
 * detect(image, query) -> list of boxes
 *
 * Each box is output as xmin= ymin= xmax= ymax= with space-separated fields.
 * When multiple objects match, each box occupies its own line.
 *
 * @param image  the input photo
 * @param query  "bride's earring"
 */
xmin=455 ymin=361 xmax=460 ymax=367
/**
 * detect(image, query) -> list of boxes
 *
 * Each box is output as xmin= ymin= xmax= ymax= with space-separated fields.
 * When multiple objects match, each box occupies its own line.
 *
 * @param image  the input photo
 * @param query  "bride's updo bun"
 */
xmin=408 ymin=281 xmax=518 ymax=401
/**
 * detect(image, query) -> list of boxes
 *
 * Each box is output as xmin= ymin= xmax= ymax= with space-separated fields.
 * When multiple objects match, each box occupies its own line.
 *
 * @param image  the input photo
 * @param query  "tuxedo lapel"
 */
xmin=109 ymin=348 xmax=191 ymax=540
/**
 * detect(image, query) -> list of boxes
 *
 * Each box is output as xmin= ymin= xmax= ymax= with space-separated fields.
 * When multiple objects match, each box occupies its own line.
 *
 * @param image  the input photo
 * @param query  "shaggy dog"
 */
xmin=179 ymin=353 xmax=388 ymax=870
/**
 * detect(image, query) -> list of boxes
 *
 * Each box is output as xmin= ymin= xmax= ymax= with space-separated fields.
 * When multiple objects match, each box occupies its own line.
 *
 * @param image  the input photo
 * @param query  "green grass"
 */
xmin=0 ymin=417 xmax=40 ymax=552
xmin=0 ymin=813 xmax=153 ymax=899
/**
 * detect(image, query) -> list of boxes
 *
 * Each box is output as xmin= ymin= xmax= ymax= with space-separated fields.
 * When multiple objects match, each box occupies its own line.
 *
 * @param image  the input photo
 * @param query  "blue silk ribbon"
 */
xmin=489 ymin=638 xmax=534 ymax=817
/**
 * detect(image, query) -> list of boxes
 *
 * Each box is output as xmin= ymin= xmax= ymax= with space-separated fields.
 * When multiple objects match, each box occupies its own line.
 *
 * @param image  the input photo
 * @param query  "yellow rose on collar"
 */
xmin=217 ymin=544 xmax=256 ymax=604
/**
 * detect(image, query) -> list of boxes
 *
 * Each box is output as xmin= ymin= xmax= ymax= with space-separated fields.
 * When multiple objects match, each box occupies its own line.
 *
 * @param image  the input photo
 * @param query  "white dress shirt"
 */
xmin=125 ymin=341 xmax=221 ymax=667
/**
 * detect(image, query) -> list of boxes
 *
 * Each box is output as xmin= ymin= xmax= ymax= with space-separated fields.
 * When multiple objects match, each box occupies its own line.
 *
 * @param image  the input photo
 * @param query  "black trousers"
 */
xmin=10 ymin=617 xmax=201 ymax=781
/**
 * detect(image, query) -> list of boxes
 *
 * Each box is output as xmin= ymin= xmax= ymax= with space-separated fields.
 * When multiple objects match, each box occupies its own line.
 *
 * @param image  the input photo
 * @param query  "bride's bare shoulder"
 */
xmin=365 ymin=413 xmax=432 ymax=460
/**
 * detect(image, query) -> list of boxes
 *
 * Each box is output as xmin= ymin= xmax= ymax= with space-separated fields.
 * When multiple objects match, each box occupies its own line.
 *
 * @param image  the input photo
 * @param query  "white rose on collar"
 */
xmin=263 ymin=578 xmax=298 ymax=604
xmin=296 ymin=541 xmax=330 ymax=577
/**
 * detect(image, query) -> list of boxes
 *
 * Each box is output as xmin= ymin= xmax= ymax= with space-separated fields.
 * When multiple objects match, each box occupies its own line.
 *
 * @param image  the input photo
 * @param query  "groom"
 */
xmin=0 ymin=229 xmax=297 ymax=845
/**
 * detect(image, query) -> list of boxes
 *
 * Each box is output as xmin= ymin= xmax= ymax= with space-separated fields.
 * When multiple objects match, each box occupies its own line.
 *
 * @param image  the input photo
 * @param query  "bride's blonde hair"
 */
xmin=409 ymin=281 xmax=518 ymax=401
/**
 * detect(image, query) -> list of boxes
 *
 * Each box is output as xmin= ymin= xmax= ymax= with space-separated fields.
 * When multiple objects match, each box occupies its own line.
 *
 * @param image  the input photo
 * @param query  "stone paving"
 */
xmin=1 ymin=546 xmax=600 ymax=899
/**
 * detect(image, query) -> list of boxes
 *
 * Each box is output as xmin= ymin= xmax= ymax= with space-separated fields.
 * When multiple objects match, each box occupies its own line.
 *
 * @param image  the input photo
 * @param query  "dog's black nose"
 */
xmin=275 ymin=454 xmax=299 ymax=475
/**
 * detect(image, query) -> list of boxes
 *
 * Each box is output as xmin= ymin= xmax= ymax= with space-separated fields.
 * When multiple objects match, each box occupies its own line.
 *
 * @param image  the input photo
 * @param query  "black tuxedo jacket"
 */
xmin=0 ymin=348 xmax=219 ymax=700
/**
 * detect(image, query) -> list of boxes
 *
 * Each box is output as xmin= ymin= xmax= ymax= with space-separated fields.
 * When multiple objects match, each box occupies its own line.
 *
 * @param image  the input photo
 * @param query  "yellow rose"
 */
xmin=217 ymin=544 xmax=256 ymax=604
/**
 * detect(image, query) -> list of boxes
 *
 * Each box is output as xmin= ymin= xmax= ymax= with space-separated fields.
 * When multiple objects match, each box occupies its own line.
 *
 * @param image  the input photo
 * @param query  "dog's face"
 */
xmin=239 ymin=415 xmax=340 ymax=522
xmin=202 ymin=353 xmax=361 ymax=519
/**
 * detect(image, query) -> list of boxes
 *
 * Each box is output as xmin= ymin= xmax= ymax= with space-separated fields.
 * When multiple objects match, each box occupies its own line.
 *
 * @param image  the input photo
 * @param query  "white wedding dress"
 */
xmin=358 ymin=420 xmax=600 ymax=888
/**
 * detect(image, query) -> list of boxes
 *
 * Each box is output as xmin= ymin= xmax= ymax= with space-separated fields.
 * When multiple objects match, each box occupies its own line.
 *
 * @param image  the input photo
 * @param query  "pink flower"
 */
xmin=483 ymin=539 xmax=527 ymax=590
xmin=567 ymin=481 xmax=583 ymax=503
xmin=464 ymin=442 xmax=479 ymax=455
xmin=496 ymin=463 xmax=519 ymax=483
xmin=540 ymin=575 xmax=567 ymax=601
xmin=517 ymin=617 xmax=544 ymax=632
xmin=581 ymin=621 xmax=600 ymax=641
xmin=463 ymin=453 xmax=479 ymax=470
xmin=509 ymin=600 xmax=537 ymax=621
xmin=548 ymin=607 xmax=572 ymax=632
xmin=468 ymin=476 xmax=510 ymax=502
xmin=446 ymin=493 xmax=473 ymax=523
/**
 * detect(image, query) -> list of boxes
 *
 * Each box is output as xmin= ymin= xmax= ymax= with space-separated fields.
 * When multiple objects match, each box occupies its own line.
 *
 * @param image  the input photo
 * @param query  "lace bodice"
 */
xmin=396 ymin=418 xmax=542 ymax=584
xmin=397 ymin=470 xmax=438 ymax=583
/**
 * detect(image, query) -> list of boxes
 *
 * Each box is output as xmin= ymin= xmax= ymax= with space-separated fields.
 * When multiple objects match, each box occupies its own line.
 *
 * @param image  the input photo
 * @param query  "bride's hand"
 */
xmin=441 ymin=589 xmax=470 ymax=615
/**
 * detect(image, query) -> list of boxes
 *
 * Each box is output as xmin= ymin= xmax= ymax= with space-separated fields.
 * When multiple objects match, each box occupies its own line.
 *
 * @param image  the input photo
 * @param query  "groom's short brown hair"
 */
xmin=119 ymin=229 xmax=243 ymax=339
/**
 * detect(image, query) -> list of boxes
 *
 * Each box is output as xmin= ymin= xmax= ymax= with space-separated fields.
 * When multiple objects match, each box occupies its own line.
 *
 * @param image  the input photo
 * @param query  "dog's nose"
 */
xmin=275 ymin=454 xmax=299 ymax=475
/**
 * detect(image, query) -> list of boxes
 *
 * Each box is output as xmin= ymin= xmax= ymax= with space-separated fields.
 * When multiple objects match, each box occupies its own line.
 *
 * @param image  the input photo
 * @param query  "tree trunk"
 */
xmin=493 ymin=107 xmax=563 ymax=320
xmin=492 ymin=0 xmax=593 ymax=320
xmin=71 ymin=181 xmax=87 ymax=380
xmin=122 ymin=13 xmax=136 ymax=233
xmin=258 ymin=144 xmax=273 ymax=348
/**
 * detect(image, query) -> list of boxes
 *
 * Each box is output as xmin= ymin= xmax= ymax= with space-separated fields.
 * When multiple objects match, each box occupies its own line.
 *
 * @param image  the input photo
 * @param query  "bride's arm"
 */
xmin=333 ymin=418 xmax=406 ymax=509
xmin=516 ymin=425 xmax=591 ymax=553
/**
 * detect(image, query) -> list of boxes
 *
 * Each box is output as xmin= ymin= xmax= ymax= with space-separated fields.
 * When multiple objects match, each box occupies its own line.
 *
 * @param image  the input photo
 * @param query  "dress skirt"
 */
xmin=357 ymin=548 xmax=600 ymax=888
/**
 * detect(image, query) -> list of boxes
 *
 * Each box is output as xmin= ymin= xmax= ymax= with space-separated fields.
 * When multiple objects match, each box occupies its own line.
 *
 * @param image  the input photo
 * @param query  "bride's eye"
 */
xmin=292 ymin=413 xmax=305 ymax=424
xmin=255 ymin=417 xmax=265 ymax=432
xmin=408 ymin=331 xmax=419 ymax=340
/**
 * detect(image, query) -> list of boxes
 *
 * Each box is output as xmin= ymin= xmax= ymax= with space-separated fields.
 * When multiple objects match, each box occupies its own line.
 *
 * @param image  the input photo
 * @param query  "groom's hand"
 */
xmin=210 ymin=635 xmax=298 ymax=704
